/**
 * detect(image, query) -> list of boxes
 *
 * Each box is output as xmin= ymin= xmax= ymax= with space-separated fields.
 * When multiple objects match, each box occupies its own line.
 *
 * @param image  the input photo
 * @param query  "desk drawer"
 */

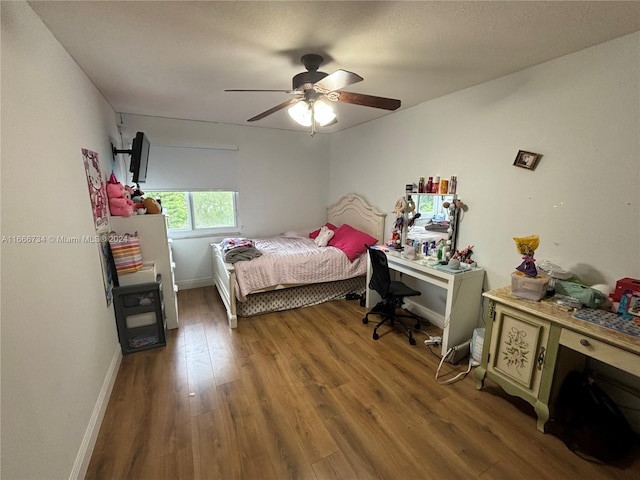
xmin=560 ymin=329 xmax=640 ymax=377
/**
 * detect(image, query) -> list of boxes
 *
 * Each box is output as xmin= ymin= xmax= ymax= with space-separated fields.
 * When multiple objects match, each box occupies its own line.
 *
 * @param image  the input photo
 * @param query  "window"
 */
xmin=414 ymin=194 xmax=453 ymax=224
xmin=143 ymin=190 xmax=238 ymax=235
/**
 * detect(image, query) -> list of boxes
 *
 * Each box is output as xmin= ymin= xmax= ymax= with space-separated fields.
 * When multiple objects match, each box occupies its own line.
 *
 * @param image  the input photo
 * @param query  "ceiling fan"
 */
xmin=225 ymin=54 xmax=401 ymax=135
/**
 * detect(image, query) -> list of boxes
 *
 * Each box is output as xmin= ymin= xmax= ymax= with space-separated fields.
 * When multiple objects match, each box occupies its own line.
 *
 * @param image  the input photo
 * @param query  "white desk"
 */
xmin=366 ymin=250 xmax=485 ymax=353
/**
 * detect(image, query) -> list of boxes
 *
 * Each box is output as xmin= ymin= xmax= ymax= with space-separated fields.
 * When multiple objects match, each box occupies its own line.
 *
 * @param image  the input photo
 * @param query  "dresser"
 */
xmin=475 ymin=287 xmax=640 ymax=432
xmin=110 ymin=214 xmax=179 ymax=329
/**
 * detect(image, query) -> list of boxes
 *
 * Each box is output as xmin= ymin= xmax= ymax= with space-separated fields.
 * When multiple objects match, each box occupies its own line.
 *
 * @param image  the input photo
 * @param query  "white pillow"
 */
xmin=282 ymin=227 xmax=313 ymax=238
xmin=314 ymin=225 xmax=335 ymax=247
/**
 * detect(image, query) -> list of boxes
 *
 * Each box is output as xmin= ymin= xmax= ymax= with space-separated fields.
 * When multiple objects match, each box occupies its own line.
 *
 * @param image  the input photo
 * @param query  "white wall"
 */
xmin=330 ymin=32 xmax=640 ymax=293
xmin=329 ymin=32 xmax=640 ymax=428
xmin=1 ymin=3 xmax=122 ymax=478
xmin=119 ymin=114 xmax=330 ymax=288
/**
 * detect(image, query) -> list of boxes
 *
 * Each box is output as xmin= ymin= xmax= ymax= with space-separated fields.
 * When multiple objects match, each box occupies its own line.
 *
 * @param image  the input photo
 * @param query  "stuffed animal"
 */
xmin=106 ymin=173 xmax=134 ymax=217
xmin=143 ymin=197 xmax=162 ymax=214
xmin=130 ymin=185 xmax=145 ymax=204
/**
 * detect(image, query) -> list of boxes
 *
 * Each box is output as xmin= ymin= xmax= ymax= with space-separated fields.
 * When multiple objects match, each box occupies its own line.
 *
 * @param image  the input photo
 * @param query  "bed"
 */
xmin=211 ymin=193 xmax=386 ymax=327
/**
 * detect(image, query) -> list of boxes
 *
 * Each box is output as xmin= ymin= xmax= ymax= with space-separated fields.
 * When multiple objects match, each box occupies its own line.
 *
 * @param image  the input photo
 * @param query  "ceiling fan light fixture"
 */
xmin=288 ymin=101 xmax=312 ymax=126
xmin=313 ymin=99 xmax=336 ymax=126
xmin=288 ymin=99 xmax=336 ymax=128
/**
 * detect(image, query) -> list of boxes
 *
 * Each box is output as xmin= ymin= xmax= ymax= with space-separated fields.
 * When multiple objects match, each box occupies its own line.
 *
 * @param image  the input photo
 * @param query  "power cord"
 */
xmin=435 ymin=348 xmax=473 ymax=385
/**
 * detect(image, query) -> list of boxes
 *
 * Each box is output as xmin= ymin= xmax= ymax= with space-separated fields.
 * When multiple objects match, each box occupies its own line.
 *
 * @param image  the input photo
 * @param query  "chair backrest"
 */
xmin=367 ymin=247 xmax=391 ymax=298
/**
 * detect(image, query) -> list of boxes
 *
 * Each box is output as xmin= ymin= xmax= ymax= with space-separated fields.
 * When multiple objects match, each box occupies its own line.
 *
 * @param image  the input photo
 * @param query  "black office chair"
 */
xmin=362 ymin=246 xmax=423 ymax=345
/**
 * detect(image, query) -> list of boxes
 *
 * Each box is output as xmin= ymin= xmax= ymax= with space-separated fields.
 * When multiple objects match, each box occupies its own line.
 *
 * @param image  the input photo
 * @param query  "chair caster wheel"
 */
xmin=409 ymin=337 xmax=416 ymax=346
xmin=362 ymin=318 xmax=368 ymax=324
xmin=373 ymin=332 xmax=379 ymax=340
xmin=414 ymin=322 xmax=421 ymax=330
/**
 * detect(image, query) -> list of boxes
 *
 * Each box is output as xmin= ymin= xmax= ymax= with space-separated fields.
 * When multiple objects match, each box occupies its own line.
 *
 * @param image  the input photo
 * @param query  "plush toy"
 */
xmin=130 ymin=185 xmax=145 ymax=204
xmin=106 ymin=173 xmax=134 ymax=217
xmin=143 ymin=197 xmax=162 ymax=214
xmin=394 ymin=197 xmax=407 ymax=218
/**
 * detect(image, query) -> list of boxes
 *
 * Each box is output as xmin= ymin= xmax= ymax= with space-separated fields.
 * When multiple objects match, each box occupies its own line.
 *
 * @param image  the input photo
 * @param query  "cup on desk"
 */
xmin=402 ymin=245 xmax=417 ymax=260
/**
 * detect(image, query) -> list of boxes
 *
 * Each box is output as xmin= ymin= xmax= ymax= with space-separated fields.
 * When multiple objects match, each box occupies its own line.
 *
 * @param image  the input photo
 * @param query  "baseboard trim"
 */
xmin=403 ymin=298 xmax=445 ymax=329
xmin=69 ymin=343 xmax=122 ymax=480
xmin=177 ymin=277 xmax=214 ymax=290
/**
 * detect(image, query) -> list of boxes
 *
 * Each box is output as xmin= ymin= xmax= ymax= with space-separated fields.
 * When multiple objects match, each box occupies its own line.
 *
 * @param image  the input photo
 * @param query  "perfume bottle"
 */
xmin=426 ymin=177 xmax=433 ymax=194
xmin=449 ymin=176 xmax=457 ymax=194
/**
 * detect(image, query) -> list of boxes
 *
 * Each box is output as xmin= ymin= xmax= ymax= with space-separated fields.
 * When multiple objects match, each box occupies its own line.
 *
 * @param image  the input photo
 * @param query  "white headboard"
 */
xmin=327 ymin=193 xmax=387 ymax=243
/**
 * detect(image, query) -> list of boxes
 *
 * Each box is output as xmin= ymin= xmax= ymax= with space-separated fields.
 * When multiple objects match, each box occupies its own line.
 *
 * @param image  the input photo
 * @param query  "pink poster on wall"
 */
xmin=82 ymin=148 xmax=113 ymax=305
xmin=82 ymin=148 xmax=109 ymax=231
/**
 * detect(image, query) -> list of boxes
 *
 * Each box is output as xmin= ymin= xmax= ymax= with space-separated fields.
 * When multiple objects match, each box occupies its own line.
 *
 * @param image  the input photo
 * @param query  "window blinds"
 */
xmin=142 ymin=145 xmax=238 ymax=191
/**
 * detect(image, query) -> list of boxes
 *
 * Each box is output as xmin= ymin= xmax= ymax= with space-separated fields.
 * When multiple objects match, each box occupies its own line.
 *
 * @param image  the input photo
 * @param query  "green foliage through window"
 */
xmin=144 ymin=190 xmax=237 ymax=233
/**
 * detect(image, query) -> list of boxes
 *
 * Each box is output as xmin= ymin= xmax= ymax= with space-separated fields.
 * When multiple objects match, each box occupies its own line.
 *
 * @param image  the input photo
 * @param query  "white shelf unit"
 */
xmin=110 ymin=214 xmax=179 ymax=329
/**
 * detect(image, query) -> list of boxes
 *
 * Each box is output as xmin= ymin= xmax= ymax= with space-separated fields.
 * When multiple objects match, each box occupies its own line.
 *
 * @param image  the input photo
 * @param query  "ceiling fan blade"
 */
xmin=247 ymin=98 xmax=300 ymax=122
xmin=335 ymin=91 xmax=401 ymax=111
xmin=314 ymin=69 xmax=363 ymax=93
xmin=225 ymin=89 xmax=299 ymax=94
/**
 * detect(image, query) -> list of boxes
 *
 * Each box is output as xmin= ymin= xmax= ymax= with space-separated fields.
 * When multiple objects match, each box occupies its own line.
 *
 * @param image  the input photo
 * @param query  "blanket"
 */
xmin=221 ymin=237 xmax=262 ymax=264
xmin=231 ymin=235 xmax=367 ymax=301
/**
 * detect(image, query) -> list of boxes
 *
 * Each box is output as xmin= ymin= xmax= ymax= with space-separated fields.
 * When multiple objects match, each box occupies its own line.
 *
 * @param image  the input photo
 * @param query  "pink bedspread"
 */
xmin=231 ymin=235 xmax=367 ymax=301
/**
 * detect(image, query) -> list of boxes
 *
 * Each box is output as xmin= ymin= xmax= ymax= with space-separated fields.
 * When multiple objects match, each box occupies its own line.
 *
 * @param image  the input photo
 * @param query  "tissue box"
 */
xmin=511 ymin=271 xmax=550 ymax=301
xmin=118 ymin=262 xmax=156 ymax=286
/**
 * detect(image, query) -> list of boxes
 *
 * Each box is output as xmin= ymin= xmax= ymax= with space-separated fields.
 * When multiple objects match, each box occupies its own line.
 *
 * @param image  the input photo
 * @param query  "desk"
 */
xmin=475 ymin=287 xmax=640 ymax=432
xmin=366 ymin=250 xmax=485 ymax=353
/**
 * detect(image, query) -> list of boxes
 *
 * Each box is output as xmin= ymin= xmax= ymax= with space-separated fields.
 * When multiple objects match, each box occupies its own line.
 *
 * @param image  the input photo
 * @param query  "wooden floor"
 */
xmin=86 ymin=287 xmax=640 ymax=479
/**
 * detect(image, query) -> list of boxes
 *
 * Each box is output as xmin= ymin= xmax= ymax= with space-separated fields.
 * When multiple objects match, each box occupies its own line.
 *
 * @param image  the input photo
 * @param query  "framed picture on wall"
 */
xmin=513 ymin=150 xmax=542 ymax=170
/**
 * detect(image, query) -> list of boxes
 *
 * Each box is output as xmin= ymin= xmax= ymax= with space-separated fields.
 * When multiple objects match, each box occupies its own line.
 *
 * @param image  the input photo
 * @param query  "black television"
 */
xmin=112 ymin=131 xmax=150 ymax=184
xmin=129 ymin=132 xmax=150 ymax=184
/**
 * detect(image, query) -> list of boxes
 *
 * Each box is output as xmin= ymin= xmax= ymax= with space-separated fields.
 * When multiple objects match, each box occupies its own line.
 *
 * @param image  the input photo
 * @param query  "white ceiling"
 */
xmin=29 ymin=1 xmax=640 ymax=134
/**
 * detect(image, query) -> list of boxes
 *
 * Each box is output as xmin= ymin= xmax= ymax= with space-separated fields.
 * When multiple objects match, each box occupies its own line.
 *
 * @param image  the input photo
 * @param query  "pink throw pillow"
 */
xmin=309 ymin=222 xmax=338 ymax=239
xmin=328 ymin=224 xmax=378 ymax=262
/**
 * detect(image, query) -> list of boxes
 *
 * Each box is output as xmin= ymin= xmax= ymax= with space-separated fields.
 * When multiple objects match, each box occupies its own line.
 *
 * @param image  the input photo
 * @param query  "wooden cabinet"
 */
xmin=478 ymin=302 xmax=561 ymax=431
xmin=110 ymin=214 xmax=179 ymax=329
xmin=476 ymin=287 xmax=640 ymax=433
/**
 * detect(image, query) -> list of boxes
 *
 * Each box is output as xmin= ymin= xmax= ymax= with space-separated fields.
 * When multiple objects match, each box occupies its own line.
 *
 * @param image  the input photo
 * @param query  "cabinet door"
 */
xmin=488 ymin=304 xmax=550 ymax=397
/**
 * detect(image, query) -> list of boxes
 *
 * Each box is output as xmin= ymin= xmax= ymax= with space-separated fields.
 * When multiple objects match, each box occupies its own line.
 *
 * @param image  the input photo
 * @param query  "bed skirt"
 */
xmin=236 ymin=276 xmax=366 ymax=317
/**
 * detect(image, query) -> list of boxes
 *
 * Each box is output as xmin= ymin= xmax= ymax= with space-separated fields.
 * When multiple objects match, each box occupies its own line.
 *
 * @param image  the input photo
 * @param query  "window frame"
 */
xmin=144 ymin=189 xmax=240 ymax=238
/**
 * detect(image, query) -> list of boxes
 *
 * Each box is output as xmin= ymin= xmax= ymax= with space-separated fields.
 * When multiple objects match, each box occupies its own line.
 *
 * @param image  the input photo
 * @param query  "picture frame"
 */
xmin=513 ymin=150 xmax=541 ymax=170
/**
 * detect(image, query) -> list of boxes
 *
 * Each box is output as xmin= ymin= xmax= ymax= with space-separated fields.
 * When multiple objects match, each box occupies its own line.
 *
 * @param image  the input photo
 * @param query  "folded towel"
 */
xmin=221 ymin=238 xmax=262 ymax=264
xmin=224 ymin=246 xmax=262 ymax=264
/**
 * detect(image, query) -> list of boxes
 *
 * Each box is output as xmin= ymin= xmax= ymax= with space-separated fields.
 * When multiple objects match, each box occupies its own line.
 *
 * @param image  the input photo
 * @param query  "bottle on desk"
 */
xmin=426 ymin=177 xmax=433 ymax=194
xmin=449 ymin=176 xmax=457 ymax=194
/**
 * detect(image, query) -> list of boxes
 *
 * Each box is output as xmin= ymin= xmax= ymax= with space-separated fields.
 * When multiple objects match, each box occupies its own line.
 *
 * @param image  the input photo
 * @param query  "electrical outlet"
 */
xmin=424 ymin=336 xmax=441 ymax=346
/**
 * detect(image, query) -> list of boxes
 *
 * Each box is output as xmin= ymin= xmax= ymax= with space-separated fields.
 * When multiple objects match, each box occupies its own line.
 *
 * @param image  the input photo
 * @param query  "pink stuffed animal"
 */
xmin=106 ymin=173 xmax=134 ymax=217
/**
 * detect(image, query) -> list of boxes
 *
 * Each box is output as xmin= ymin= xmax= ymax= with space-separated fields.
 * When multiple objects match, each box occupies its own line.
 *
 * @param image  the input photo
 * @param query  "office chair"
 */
xmin=362 ymin=246 xmax=423 ymax=345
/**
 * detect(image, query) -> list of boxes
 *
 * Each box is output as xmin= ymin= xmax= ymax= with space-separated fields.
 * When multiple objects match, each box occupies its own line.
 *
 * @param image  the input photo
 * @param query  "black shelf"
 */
xmin=113 ymin=274 xmax=166 ymax=355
